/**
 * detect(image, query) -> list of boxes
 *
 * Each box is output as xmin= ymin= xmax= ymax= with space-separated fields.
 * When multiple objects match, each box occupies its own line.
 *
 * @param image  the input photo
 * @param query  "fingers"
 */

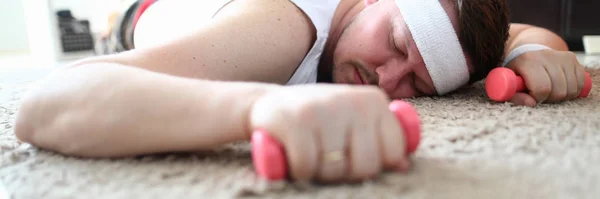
xmin=250 ymin=95 xmax=320 ymax=182
xmin=378 ymin=109 xmax=406 ymax=170
xmin=285 ymin=123 xmax=319 ymax=182
xmin=512 ymin=62 xmax=552 ymax=104
xmin=510 ymin=92 xmax=537 ymax=107
xmin=542 ymin=63 xmax=568 ymax=103
xmin=315 ymin=110 xmax=348 ymax=183
xmin=563 ymin=63 xmax=580 ymax=100
xmin=574 ymin=61 xmax=587 ymax=96
xmin=560 ymin=51 xmax=585 ymax=101
xmin=346 ymin=119 xmax=381 ymax=182
xmin=505 ymin=50 xmax=590 ymax=105
xmin=346 ymin=97 xmax=382 ymax=182
xmin=251 ymin=85 xmax=405 ymax=183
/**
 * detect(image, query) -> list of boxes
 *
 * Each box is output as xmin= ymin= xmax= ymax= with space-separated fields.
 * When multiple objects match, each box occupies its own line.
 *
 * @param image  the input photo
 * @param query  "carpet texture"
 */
xmin=1 ymin=57 xmax=600 ymax=199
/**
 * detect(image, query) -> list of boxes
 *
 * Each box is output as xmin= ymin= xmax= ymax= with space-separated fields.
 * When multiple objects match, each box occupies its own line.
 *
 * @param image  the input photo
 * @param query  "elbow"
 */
xmin=14 ymin=91 xmax=39 ymax=144
xmin=13 ymin=82 xmax=85 ymax=157
xmin=14 ymin=106 xmax=87 ymax=157
xmin=13 ymin=94 xmax=48 ymax=150
xmin=13 ymin=63 xmax=130 ymax=157
xmin=14 ymin=116 xmax=33 ymax=145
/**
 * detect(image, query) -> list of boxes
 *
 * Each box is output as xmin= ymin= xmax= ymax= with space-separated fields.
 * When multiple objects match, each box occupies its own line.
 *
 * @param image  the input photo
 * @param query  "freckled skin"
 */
xmin=12 ymin=0 xmax=579 ymax=175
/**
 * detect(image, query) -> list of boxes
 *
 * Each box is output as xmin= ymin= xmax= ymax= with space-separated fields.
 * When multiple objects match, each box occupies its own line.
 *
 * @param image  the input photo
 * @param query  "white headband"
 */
xmin=396 ymin=0 xmax=469 ymax=95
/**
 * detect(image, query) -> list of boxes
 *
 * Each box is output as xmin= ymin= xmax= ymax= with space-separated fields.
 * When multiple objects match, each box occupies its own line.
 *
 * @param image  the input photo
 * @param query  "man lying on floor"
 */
xmin=14 ymin=0 xmax=588 ymax=183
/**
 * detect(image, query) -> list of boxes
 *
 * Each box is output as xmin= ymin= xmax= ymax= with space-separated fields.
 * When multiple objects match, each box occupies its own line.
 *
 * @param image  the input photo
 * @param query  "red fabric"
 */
xmin=132 ymin=0 xmax=156 ymax=31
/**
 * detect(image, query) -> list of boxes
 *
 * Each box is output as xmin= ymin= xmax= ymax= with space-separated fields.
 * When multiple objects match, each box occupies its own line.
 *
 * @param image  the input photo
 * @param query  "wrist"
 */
xmin=187 ymin=80 xmax=282 ymax=143
xmin=239 ymin=83 xmax=281 ymax=140
xmin=502 ymin=43 xmax=551 ymax=67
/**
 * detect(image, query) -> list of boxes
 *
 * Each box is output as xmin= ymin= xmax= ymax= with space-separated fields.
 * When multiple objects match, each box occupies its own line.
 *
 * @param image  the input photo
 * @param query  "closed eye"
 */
xmin=389 ymin=26 xmax=399 ymax=52
xmin=388 ymin=17 xmax=405 ymax=56
xmin=411 ymin=72 xmax=425 ymax=96
xmin=392 ymin=36 xmax=404 ymax=55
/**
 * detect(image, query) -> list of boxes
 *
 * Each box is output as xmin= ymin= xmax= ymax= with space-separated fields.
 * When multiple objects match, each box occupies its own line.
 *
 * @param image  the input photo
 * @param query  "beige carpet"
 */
xmin=1 ymin=56 xmax=600 ymax=199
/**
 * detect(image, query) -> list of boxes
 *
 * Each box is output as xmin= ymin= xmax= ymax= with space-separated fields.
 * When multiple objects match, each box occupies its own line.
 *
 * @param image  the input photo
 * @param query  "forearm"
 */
xmin=14 ymin=63 xmax=278 ymax=157
xmin=505 ymin=23 xmax=569 ymax=55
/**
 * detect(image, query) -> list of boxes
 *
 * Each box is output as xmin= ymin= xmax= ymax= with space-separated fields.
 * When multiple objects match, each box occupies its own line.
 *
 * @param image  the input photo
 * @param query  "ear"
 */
xmin=364 ymin=0 xmax=379 ymax=6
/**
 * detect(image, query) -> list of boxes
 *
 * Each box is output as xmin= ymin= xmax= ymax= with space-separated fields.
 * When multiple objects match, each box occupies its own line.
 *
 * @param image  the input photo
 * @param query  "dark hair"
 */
xmin=458 ymin=0 xmax=510 ymax=84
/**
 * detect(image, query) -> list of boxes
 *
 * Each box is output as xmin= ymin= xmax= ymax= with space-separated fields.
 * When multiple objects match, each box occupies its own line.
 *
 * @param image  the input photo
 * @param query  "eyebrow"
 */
xmin=402 ymin=24 xmax=412 ymax=57
xmin=391 ymin=15 xmax=436 ymax=95
xmin=390 ymin=16 xmax=412 ymax=57
xmin=388 ymin=16 xmax=398 ymax=51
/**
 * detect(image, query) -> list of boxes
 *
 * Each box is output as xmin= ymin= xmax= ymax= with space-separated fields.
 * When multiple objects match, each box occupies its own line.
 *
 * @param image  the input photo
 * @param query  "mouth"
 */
xmin=353 ymin=68 xmax=365 ymax=85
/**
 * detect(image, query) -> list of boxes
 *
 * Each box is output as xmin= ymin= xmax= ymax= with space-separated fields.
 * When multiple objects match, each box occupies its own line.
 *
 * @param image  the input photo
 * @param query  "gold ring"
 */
xmin=324 ymin=151 xmax=344 ymax=162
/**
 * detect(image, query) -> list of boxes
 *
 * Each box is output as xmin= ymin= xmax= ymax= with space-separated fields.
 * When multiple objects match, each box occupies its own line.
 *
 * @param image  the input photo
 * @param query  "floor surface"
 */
xmin=1 ymin=52 xmax=600 ymax=199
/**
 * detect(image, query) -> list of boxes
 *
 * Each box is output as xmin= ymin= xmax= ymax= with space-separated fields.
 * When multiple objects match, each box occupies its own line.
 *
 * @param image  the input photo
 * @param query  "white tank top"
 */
xmin=279 ymin=0 xmax=341 ymax=85
xmin=134 ymin=0 xmax=341 ymax=85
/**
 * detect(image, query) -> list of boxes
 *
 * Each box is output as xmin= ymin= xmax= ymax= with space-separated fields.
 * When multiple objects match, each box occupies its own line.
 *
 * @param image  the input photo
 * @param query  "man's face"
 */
xmin=331 ymin=0 xmax=471 ymax=99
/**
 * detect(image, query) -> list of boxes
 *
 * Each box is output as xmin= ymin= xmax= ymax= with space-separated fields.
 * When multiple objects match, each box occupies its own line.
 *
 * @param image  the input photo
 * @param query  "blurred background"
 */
xmin=0 ymin=0 xmax=598 ymax=69
xmin=1 ymin=0 xmax=126 ymax=66
xmin=509 ymin=0 xmax=600 ymax=53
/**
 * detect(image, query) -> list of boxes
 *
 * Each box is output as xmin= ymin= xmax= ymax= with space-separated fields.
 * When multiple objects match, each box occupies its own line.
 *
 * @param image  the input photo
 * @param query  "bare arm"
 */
xmin=505 ymin=23 xmax=569 ymax=54
xmin=14 ymin=0 xmax=314 ymax=157
xmin=15 ymin=64 xmax=278 ymax=157
xmin=68 ymin=0 xmax=315 ymax=84
xmin=502 ymin=23 xmax=586 ymax=106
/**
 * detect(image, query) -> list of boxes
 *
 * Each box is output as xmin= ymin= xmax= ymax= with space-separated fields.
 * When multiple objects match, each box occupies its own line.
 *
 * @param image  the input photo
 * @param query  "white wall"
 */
xmin=1 ymin=0 xmax=123 ymax=55
xmin=50 ymin=0 xmax=123 ymax=34
xmin=22 ymin=0 xmax=60 ymax=62
xmin=19 ymin=0 xmax=123 ymax=62
xmin=0 ymin=0 xmax=30 ymax=53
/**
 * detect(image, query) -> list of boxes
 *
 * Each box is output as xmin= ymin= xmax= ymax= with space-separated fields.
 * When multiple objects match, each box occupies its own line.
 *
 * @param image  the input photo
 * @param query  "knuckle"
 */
xmin=318 ymin=168 xmax=344 ymax=182
xmin=551 ymin=90 xmax=568 ymax=100
xmin=578 ymin=78 xmax=586 ymax=89
xmin=352 ymin=166 xmax=379 ymax=180
xmin=565 ymin=51 xmax=580 ymax=62
xmin=577 ymin=68 xmax=587 ymax=79
xmin=350 ymin=154 xmax=381 ymax=180
xmin=532 ymin=85 xmax=552 ymax=97
xmin=567 ymin=89 xmax=579 ymax=98
xmin=360 ymin=85 xmax=385 ymax=94
xmin=566 ymin=93 xmax=577 ymax=100
xmin=360 ymin=87 xmax=389 ymax=102
xmin=565 ymin=51 xmax=576 ymax=57
xmin=290 ymin=152 xmax=316 ymax=181
xmin=295 ymin=101 xmax=321 ymax=122
xmin=344 ymin=91 xmax=368 ymax=106
xmin=291 ymin=167 xmax=312 ymax=181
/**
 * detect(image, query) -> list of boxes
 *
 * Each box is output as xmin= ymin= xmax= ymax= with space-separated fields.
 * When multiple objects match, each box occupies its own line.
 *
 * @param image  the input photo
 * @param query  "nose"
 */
xmin=376 ymin=61 xmax=413 ymax=98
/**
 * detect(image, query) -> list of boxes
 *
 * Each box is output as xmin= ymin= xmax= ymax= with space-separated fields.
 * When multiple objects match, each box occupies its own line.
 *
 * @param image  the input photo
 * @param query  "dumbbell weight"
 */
xmin=250 ymin=100 xmax=422 ymax=181
xmin=485 ymin=67 xmax=592 ymax=102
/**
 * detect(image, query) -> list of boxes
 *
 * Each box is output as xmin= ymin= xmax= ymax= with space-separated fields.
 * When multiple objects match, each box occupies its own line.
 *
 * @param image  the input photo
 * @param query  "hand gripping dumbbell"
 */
xmin=250 ymin=100 xmax=422 ymax=181
xmin=485 ymin=67 xmax=592 ymax=102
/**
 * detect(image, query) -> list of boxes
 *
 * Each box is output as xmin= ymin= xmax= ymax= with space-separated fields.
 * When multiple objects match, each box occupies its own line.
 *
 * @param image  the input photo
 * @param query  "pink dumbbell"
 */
xmin=250 ymin=100 xmax=422 ymax=181
xmin=485 ymin=67 xmax=592 ymax=102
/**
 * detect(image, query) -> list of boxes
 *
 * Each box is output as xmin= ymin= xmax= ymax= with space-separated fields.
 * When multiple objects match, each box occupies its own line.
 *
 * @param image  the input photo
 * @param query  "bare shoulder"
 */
xmin=99 ymin=0 xmax=317 ymax=84
xmin=215 ymin=0 xmax=315 ymax=25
